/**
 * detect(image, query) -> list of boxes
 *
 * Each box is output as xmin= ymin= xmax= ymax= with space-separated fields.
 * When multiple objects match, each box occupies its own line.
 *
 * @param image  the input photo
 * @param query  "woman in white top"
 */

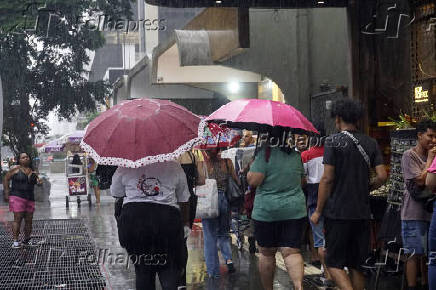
xmin=111 ymin=161 xmax=191 ymax=290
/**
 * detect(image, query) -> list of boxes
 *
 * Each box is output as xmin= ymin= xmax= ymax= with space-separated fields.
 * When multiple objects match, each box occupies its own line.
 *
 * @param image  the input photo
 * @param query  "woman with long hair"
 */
xmin=3 ymin=152 xmax=42 ymax=248
xmin=202 ymin=147 xmax=240 ymax=278
xmin=248 ymin=128 xmax=307 ymax=290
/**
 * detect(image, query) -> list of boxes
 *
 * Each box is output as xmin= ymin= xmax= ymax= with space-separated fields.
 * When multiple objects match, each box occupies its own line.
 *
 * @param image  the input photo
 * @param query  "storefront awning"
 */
xmin=145 ymin=0 xmax=348 ymax=8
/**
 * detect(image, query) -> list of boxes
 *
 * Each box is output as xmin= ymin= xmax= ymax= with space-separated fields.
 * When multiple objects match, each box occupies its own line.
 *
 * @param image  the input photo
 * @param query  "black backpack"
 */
xmin=95 ymin=165 xmax=118 ymax=190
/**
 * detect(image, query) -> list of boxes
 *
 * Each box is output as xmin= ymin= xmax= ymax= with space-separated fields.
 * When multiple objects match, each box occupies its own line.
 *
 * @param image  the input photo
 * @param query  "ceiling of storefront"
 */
xmin=144 ymin=0 xmax=348 ymax=8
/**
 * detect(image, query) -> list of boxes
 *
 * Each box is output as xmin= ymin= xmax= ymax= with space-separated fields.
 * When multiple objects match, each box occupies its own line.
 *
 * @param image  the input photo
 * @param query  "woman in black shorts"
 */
xmin=248 ymin=130 xmax=307 ymax=290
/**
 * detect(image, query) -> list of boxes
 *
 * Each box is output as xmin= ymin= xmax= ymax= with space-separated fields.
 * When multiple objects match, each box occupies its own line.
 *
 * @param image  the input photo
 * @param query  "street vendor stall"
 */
xmin=65 ymin=152 xmax=92 ymax=207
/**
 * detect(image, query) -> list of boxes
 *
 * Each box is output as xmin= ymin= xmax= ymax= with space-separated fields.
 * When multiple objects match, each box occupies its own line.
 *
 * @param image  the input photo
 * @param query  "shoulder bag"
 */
xmin=341 ymin=131 xmax=377 ymax=183
xmin=194 ymin=162 xmax=219 ymax=219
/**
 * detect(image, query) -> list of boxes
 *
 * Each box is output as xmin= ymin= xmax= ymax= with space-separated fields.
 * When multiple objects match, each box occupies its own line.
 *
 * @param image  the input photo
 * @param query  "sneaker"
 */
xmin=226 ymin=262 xmax=236 ymax=274
xmin=12 ymin=242 xmax=21 ymax=249
xmin=323 ymin=279 xmax=335 ymax=288
xmin=22 ymin=239 xmax=43 ymax=247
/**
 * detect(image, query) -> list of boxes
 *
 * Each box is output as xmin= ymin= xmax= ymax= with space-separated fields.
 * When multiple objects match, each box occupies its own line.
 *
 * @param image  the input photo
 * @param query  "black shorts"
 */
xmin=253 ymin=218 xmax=306 ymax=248
xmin=324 ymin=218 xmax=370 ymax=270
xmin=118 ymin=202 xmax=185 ymax=269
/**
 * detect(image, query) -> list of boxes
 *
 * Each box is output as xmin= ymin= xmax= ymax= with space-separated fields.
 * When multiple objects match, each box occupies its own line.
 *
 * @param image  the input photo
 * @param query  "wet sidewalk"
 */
xmin=0 ymin=173 xmax=402 ymax=289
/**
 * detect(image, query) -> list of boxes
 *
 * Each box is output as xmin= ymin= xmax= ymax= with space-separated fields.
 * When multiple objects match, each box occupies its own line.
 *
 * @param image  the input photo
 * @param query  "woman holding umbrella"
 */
xmin=247 ymin=129 xmax=306 ymax=290
xmin=206 ymin=99 xmax=319 ymax=290
xmin=80 ymin=99 xmax=204 ymax=290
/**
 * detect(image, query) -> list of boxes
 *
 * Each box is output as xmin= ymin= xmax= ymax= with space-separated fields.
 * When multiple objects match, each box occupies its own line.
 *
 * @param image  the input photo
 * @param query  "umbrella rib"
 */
xmin=155 ymin=110 xmax=198 ymax=147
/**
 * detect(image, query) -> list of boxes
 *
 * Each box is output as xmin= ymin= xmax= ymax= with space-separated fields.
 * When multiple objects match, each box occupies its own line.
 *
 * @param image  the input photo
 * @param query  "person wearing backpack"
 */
xmin=95 ymin=165 xmax=118 ymax=191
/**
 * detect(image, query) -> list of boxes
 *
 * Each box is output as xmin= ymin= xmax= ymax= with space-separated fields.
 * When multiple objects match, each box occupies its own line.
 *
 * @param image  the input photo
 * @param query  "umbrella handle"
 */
xmin=254 ymin=132 xmax=262 ymax=157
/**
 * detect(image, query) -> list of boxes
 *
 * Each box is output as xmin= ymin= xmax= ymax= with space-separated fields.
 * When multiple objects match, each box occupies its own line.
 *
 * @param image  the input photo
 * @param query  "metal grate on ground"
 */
xmin=0 ymin=219 xmax=106 ymax=289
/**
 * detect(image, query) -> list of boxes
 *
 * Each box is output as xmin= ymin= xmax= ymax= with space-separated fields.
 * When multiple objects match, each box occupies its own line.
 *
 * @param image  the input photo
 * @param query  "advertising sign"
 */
xmin=68 ymin=177 xmax=87 ymax=196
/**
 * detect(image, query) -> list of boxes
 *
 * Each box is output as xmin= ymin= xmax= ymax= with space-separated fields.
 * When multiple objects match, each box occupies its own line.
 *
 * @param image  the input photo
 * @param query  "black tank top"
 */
xmin=10 ymin=170 xmax=37 ymax=201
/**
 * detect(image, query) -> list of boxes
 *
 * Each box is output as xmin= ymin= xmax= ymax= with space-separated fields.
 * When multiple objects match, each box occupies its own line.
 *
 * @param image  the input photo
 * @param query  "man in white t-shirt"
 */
xmin=111 ymin=161 xmax=190 ymax=290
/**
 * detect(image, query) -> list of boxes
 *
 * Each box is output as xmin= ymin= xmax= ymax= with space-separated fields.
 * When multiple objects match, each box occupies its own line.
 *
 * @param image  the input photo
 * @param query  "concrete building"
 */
xmin=150 ymin=6 xmax=351 ymax=119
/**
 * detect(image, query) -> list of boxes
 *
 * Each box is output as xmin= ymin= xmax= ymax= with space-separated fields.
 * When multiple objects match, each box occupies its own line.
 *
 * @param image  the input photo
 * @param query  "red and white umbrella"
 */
xmin=195 ymin=123 xmax=241 ymax=149
xmin=80 ymin=99 xmax=205 ymax=168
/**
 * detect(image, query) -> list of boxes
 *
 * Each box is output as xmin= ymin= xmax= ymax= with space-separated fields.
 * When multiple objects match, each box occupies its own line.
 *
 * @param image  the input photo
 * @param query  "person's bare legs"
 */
xmin=281 ymin=247 xmax=304 ymax=290
xmin=24 ymin=212 xmax=34 ymax=240
xmin=318 ymin=247 xmax=332 ymax=280
xmin=13 ymin=212 xmax=25 ymax=241
xmin=258 ymin=247 xmax=277 ymax=290
xmin=349 ymin=269 xmax=365 ymax=290
xmin=94 ymin=186 xmax=101 ymax=204
xmin=406 ymin=255 xmax=419 ymax=288
xmin=328 ymin=267 xmax=353 ymax=290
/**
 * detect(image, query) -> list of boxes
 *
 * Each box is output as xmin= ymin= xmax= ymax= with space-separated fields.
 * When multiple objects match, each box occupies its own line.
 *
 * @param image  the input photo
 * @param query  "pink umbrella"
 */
xmin=206 ymin=99 xmax=318 ymax=134
xmin=80 ymin=99 xmax=205 ymax=168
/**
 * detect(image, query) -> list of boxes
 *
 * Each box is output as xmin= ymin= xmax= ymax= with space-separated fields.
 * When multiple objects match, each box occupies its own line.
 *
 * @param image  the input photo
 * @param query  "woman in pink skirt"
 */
xmin=3 ymin=152 xmax=42 ymax=248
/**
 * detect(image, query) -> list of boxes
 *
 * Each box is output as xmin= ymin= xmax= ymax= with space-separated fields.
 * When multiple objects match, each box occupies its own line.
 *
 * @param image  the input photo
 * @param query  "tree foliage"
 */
xmin=76 ymin=110 xmax=101 ymax=130
xmin=0 ymin=0 xmax=133 ymax=154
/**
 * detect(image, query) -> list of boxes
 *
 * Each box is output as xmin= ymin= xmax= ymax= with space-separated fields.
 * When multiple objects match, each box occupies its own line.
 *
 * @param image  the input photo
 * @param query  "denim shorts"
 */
xmin=401 ymin=220 xmax=430 ymax=255
xmin=308 ymin=206 xmax=325 ymax=248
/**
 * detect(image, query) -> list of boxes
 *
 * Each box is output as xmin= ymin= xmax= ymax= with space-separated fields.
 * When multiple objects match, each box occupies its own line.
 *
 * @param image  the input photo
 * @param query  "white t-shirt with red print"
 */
xmin=111 ymin=161 xmax=190 ymax=208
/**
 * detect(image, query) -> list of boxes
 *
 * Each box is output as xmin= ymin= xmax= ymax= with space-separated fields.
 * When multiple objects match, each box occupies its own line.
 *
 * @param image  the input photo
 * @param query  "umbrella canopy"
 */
xmin=80 ymin=99 xmax=205 ymax=168
xmin=206 ymin=99 xmax=318 ymax=134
